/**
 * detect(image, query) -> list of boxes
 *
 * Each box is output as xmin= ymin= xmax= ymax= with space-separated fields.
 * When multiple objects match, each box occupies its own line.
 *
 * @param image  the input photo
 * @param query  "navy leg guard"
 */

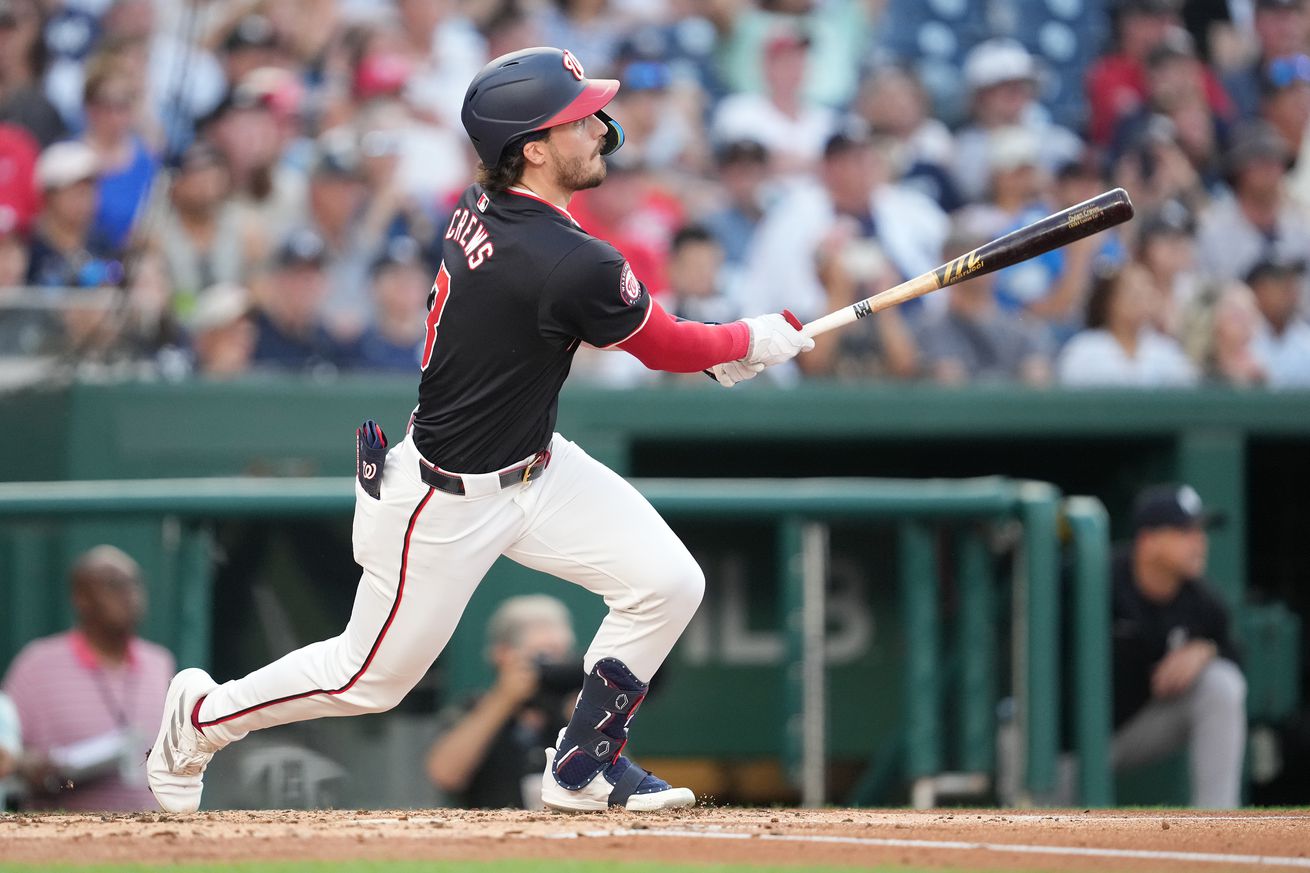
xmin=552 ymin=658 xmax=647 ymax=791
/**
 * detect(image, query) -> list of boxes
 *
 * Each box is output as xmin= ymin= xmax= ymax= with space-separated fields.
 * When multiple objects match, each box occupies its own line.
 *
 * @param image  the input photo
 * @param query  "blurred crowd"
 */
xmin=1 ymin=0 xmax=1310 ymax=388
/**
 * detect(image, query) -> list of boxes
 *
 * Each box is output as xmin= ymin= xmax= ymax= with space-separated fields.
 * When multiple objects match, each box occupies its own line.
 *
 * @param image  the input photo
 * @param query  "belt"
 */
xmin=418 ymin=450 xmax=551 ymax=496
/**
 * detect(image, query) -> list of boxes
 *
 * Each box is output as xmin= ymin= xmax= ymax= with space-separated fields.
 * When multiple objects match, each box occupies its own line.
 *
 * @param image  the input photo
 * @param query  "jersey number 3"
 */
xmin=420 ymin=262 xmax=451 ymax=370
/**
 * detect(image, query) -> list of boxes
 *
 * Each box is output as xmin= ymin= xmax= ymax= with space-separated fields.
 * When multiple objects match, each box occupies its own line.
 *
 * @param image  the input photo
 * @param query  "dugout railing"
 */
xmin=0 ymin=476 xmax=1110 ymax=807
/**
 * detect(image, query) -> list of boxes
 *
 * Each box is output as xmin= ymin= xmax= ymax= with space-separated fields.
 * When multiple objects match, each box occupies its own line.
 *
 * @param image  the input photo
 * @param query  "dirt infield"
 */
xmin=4 ymin=808 xmax=1310 ymax=871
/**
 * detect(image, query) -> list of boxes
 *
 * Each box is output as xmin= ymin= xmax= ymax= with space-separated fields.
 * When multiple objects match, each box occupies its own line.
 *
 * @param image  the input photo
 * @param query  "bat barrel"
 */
xmin=802 ymin=188 xmax=1135 ymax=340
xmin=1066 ymin=187 xmax=1134 ymax=232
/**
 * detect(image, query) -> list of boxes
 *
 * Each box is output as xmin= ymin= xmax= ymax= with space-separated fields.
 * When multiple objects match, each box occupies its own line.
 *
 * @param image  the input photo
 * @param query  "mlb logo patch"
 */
xmin=619 ymin=262 xmax=641 ymax=305
xmin=477 ymin=192 xmax=490 ymax=213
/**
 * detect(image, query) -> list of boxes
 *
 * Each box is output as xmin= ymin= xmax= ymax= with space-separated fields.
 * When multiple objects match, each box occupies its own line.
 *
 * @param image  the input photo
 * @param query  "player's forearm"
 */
xmin=426 ymin=693 xmax=520 ymax=792
xmin=617 ymin=298 xmax=750 ymax=372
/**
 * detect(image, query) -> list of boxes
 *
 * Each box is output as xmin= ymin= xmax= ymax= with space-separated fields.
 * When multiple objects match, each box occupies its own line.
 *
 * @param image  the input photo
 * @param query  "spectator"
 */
xmin=249 ymin=228 xmax=352 ymax=374
xmin=961 ymin=126 xmax=1049 ymax=241
xmin=712 ymin=0 xmax=871 ymax=109
xmin=700 ymin=139 xmax=772 ymax=272
xmin=1110 ymin=27 xmax=1227 ymax=198
xmin=952 ymin=39 xmax=1083 ymax=205
xmin=856 ymin=65 xmax=960 ymax=211
xmin=1262 ymin=55 xmax=1310 ymax=158
xmin=348 ymin=59 xmax=471 ymax=231
xmin=664 ymin=224 xmax=738 ymax=325
xmin=187 ymin=282 xmax=255 ymax=378
xmin=571 ymin=158 xmax=683 ymax=298
xmin=1222 ymin=0 xmax=1310 ymax=120
xmin=395 ymin=0 xmax=487 ymax=130
xmin=304 ymin=129 xmax=390 ymax=339
xmin=26 ymin=140 xmax=122 ymax=289
xmin=1136 ymin=202 xmax=1202 ymax=336
xmin=1272 ymin=58 xmax=1310 ymax=212
xmin=214 ymin=15 xmax=284 ymax=93
xmin=604 ymin=58 xmax=697 ymax=173
xmin=1111 ymin=484 xmax=1246 ymax=809
xmin=801 ymin=227 xmax=917 ymax=381
xmin=1 ymin=545 xmax=174 ymax=811
xmin=38 ymin=1 xmax=101 ymax=132
xmin=115 ymin=243 xmax=184 ymax=362
xmin=533 ymin=0 xmax=626 ymax=79
xmin=263 ymin=0 xmax=341 ymax=103
xmin=1195 ymin=122 xmax=1310 ymax=293
xmin=1247 ymin=255 xmax=1310 ymax=386
xmin=1196 ymin=281 xmax=1268 ymax=385
xmin=916 ymin=225 xmax=1054 ymax=387
xmin=99 ymin=0 xmax=226 ymax=155
xmin=80 ymin=54 xmax=160 ymax=252
xmin=426 ymin=595 xmax=581 ymax=809
xmin=349 ymin=236 xmax=428 ymax=372
xmin=482 ymin=3 xmax=545 ymax=61
xmin=742 ymin=121 xmax=948 ymax=325
xmin=712 ymin=25 xmax=836 ymax=175
xmin=201 ymin=79 xmax=307 ymax=248
xmin=1086 ymin=0 xmax=1233 ymax=147
xmin=0 ymin=204 xmax=27 ymax=285
xmin=0 ymin=122 xmax=39 ymax=233
xmin=156 ymin=140 xmax=263 ymax=318
xmin=0 ymin=206 xmax=37 ymax=357
xmin=1057 ymin=261 xmax=1197 ymax=386
xmin=1112 ymin=112 xmax=1214 ymax=219
xmin=983 ymin=139 xmax=1118 ymax=341
xmin=613 ymin=19 xmax=722 ymax=105
xmin=0 ymin=0 xmax=64 ymax=148
xmin=0 ymin=690 xmax=18 ymax=809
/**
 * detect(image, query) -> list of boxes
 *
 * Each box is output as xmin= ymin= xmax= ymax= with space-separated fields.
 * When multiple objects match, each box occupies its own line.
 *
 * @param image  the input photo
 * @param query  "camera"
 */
xmin=534 ymin=658 xmax=583 ymax=695
xmin=527 ymin=657 xmax=582 ymax=718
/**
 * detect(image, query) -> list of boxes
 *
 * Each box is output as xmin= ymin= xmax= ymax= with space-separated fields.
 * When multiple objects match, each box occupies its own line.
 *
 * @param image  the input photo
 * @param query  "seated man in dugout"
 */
xmin=1111 ymin=483 xmax=1246 ymax=808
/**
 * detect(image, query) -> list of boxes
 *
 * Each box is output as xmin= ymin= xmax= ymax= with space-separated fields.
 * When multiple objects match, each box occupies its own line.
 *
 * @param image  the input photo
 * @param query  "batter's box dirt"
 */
xmin=2 ymin=808 xmax=1309 ymax=871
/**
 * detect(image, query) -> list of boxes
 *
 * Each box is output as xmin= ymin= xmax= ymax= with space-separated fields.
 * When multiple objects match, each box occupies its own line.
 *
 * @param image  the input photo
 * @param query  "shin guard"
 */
xmin=551 ymin=657 xmax=647 ymax=790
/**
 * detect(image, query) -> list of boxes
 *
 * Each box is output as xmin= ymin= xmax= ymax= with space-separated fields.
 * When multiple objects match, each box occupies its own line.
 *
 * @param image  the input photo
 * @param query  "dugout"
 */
xmin=0 ymin=378 xmax=1305 ymax=806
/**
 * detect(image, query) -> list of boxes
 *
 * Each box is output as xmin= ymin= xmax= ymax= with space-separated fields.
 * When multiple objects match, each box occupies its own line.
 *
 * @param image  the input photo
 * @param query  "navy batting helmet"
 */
xmin=461 ymin=47 xmax=625 ymax=168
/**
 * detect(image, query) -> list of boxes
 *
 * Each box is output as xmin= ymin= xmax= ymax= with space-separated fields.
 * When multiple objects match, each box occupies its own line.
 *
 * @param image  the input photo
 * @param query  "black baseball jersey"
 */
xmin=1110 ymin=545 xmax=1240 ymax=728
xmin=411 ymin=185 xmax=651 ymax=473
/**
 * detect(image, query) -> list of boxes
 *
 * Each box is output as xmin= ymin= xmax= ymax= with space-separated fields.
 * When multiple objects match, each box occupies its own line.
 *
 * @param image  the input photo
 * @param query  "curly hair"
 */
xmin=476 ymin=130 xmax=549 ymax=194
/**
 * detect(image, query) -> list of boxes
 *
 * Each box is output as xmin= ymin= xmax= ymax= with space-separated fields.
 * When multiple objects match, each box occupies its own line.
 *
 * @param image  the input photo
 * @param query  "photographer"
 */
xmin=426 ymin=596 xmax=581 ymax=809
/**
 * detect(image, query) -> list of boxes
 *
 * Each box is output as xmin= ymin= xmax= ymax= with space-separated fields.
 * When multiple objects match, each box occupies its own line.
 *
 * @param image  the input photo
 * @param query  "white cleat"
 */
xmin=541 ymin=746 xmax=696 ymax=812
xmin=146 ymin=668 xmax=220 ymax=813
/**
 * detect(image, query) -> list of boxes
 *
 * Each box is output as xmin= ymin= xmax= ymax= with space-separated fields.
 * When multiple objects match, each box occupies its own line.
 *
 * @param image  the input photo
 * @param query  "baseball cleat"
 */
xmin=541 ymin=746 xmax=696 ymax=812
xmin=146 ymin=668 xmax=220 ymax=813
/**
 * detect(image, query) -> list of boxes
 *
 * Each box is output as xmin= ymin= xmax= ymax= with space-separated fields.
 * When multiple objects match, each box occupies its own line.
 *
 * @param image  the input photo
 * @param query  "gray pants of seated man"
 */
xmin=1111 ymin=658 xmax=1247 ymax=808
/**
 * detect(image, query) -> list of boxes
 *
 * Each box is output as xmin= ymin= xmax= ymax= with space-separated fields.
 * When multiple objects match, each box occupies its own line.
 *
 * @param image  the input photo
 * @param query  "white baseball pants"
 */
xmin=196 ymin=432 xmax=704 ymax=745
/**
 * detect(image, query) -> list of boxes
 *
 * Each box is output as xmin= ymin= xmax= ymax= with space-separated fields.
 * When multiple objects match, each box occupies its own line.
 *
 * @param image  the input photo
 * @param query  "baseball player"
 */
xmin=147 ymin=47 xmax=813 ymax=813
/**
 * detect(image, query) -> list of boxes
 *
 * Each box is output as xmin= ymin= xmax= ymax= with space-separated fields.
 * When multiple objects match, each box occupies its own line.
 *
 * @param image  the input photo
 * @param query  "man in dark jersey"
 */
xmin=147 ymin=46 xmax=813 ymax=813
xmin=1111 ymin=483 xmax=1246 ymax=808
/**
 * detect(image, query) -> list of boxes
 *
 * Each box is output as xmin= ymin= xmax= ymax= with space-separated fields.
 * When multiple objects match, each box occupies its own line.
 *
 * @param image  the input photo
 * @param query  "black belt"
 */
xmin=418 ymin=450 xmax=551 ymax=496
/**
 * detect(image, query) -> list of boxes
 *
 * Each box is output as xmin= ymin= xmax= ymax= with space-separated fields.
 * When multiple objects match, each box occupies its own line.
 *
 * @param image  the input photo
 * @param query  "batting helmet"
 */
xmin=461 ymin=47 xmax=625 ymax=168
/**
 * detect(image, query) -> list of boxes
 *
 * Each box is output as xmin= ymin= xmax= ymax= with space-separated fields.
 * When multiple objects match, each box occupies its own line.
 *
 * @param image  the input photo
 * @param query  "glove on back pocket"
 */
xmin=356 ymin=419 xmax=388 ymax=500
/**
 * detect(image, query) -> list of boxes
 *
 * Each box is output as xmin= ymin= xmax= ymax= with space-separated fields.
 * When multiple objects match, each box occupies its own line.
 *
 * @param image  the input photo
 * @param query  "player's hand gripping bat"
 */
xmin=801 ymin=188 xmax=1135 ymax=340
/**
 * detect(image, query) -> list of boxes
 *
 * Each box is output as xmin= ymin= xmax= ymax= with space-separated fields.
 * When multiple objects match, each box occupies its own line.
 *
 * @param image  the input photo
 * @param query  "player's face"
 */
xmin=1155 ymin=526 xmax=1208 ymax=581
xmin=545 ymin=115 xmax=608 ymax=192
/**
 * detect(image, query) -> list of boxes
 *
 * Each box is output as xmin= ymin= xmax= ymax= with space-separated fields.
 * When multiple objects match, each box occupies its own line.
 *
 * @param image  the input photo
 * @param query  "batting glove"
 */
xmin=740 ymin=310 xmax=814 ymax=367
xmin=711 ymin=359 xmax=765 ymax=387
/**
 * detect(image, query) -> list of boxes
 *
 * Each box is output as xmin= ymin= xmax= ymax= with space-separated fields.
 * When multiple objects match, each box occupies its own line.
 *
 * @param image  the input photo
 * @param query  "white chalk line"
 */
xmin=543 ymin=828 xmax=1310 ymax=869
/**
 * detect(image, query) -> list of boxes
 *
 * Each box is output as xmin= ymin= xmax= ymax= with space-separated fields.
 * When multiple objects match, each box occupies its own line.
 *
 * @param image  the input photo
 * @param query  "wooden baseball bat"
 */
xmin=802 ymin=188 xmax=1135 ymax=339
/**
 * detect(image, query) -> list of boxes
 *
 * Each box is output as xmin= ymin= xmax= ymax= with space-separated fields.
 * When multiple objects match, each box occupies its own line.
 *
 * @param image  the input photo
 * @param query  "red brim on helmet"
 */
xmin=533 ymin=78 xmax=620 ymax=132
